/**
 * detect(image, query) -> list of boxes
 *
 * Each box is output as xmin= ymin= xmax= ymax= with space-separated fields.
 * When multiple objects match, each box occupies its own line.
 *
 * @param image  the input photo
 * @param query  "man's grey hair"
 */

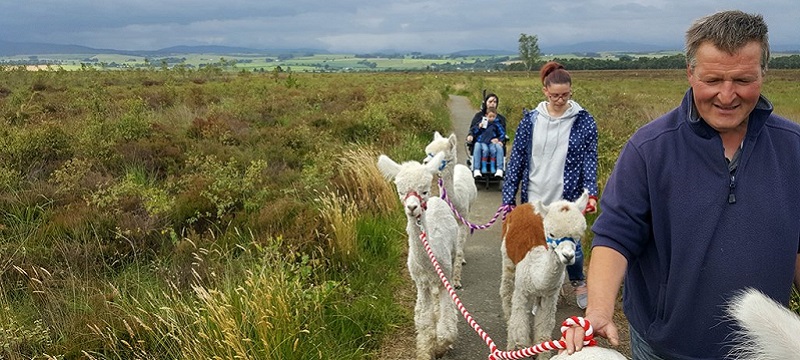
xmin=685 ymin=10 xmax=770 ymax=74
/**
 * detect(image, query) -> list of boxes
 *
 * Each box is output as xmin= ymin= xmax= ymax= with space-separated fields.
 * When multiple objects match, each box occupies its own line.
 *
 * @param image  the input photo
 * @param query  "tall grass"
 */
xmin=2 ymin=68 xmax=799 ymax=358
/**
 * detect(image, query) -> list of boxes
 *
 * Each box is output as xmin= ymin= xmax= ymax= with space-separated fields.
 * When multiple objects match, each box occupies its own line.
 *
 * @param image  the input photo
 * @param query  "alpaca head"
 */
xmin=422 ymin=131 xmax=458 ymax=167
xmin=534 ymin=190 xmax=589 ymax=265
xmin=377 ymin=152 xmax=444 ymax=218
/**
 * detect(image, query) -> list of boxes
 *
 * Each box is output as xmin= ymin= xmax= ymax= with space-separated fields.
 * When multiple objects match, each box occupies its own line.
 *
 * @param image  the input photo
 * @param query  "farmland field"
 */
xmin=0 ymin=68 xmax=798 ymax=359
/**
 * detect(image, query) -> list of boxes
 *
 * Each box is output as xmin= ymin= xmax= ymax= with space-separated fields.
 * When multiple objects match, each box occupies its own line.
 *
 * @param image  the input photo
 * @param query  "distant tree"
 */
xmin=518 ymin=33 xmax=541 ymax=71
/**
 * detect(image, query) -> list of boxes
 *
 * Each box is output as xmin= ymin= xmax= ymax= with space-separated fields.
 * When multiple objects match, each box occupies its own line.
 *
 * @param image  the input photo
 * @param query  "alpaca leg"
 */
xmin=434 ymin=284 xmax=458 ymax=357
xmin=414 ymin=283 xmax=436 ymax=360
xmin=459 ymin=223 xmax=467 ymax=265
xmin=506 ymin=287 xmax=532 ymax=351
xmin=451 ymin=224 xmax=466 ymax=289
xmin=499 ymin=258 xmax=515 ymax=323
xmin=533 ymin=291 xmax=560 ymax=360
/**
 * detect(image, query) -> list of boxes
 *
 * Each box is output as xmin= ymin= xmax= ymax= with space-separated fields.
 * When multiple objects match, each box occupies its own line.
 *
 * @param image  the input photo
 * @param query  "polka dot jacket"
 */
xmin=501 ymin=107 xmax=599 ymax=205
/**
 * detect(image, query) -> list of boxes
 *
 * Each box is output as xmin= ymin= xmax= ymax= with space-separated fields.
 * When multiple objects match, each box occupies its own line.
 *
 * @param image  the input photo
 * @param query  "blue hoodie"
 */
xmin=592 ymin=89 xmax=800 ymax=359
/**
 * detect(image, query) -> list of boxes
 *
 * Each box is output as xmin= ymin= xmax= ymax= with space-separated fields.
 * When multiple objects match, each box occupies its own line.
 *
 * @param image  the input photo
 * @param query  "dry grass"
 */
xmin=330 ymin=148 xmax=398 ymax=216
xmin=317 ymin=191 xmax=359 ymax=265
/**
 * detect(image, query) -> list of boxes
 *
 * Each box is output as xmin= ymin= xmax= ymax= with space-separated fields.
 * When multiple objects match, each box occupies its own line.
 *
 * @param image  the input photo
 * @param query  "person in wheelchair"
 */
xmin=466 ymin=93 xmax=508 ymax=177
xmin=466 ymin=108 xmax=506 ymax=178
xmin=469 ymin=93 xmax=507 ymax=133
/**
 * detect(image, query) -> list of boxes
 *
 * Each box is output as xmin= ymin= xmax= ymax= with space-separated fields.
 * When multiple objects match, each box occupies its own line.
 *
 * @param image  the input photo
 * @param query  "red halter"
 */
xmin=403 ymin=191 xmax=428 ymax=211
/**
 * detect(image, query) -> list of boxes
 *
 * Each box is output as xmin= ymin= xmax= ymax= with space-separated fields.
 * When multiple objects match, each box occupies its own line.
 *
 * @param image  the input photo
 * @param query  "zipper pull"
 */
xmin=728 ymin=175 xmax=736 ymax=204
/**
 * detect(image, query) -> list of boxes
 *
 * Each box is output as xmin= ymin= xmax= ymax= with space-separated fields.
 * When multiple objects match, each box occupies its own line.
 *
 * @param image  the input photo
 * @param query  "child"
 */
xmin=468 ymin=109 xmax=506 ymax=178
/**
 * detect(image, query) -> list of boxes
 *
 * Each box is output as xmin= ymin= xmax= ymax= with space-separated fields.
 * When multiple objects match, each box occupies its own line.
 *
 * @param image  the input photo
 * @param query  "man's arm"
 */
xmin=563 ymin=246 xmax=627 ymax=354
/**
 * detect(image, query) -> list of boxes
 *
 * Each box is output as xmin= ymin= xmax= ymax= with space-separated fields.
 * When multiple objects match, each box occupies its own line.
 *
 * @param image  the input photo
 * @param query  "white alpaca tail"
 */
xmin=727 ymin=288 xmax=800 ymax=360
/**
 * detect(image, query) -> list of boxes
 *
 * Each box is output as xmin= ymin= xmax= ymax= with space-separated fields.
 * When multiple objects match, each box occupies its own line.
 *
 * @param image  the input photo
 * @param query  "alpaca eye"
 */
xmin=548 ymin=233 xmax=555 ymax=238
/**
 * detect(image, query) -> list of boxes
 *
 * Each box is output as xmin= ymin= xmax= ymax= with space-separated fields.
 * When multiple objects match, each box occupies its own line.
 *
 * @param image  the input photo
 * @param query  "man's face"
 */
xmin=687 ymin=41 xmax=764 ymax=134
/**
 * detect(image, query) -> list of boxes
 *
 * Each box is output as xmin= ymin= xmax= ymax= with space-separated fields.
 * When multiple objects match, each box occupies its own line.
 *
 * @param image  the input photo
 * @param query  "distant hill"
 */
xmin=0 ymin=40 xmax=124 ymax=56
xmin=449 ymin=49 xmax=517 ymax=57
xmin=0 ymin=41 xmax=328 ymax=57
xmin=2 ymin=40 xmax=798 ymax=58
xmin=541 ymin=41 xmax=681 ymax=55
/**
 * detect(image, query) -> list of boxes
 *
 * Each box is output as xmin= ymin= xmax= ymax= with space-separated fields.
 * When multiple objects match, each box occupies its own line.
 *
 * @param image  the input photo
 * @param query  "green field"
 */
xmin=1 ymin=69 xmax=798 ymax=359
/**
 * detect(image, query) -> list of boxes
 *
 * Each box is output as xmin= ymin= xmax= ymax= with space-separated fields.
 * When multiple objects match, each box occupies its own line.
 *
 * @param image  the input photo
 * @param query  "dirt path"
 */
xmin=377 ymin=95 xmax=630 ymax=359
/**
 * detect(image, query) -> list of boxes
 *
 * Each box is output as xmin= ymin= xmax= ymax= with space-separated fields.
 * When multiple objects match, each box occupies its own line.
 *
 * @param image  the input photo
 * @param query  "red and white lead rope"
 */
xmin=417 ymin=222 xmax=596 ymax=359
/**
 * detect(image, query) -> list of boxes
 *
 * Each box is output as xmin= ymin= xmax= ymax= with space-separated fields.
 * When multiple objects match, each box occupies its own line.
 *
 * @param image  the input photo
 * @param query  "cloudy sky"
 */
xmin=2 ymin=1 xmax=797 ymax=53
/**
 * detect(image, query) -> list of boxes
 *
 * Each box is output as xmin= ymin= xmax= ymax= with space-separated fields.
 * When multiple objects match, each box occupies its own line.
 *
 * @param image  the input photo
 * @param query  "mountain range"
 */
xmin=1 ymin=40 xmax=798 ymax=57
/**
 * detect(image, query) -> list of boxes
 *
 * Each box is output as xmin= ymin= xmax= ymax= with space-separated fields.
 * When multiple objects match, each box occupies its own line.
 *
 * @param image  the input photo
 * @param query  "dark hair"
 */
xmin=540 ymin=61 xmax=571 ymax=87
xmin=480 ymin=92 xmax=499 ymax=113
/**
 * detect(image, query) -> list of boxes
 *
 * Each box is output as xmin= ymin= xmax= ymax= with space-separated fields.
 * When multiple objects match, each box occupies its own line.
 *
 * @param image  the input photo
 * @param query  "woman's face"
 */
xmin=543 ymin=83 xmax=572 ymax=109
xmin=485 ymin=96 xmax=498 ymax=110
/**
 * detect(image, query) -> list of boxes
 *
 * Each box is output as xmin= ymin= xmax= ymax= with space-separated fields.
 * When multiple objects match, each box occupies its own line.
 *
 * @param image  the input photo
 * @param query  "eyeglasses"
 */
xmin=547 ymin=91 xmax=572 ymax=101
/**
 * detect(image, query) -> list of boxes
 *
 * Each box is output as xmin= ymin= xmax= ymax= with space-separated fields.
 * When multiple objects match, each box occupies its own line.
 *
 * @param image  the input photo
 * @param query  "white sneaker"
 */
xmin=473 ymin=169 xmax=482 ymax=178
xmin=494 ymin=169 xmax=504 ymax=177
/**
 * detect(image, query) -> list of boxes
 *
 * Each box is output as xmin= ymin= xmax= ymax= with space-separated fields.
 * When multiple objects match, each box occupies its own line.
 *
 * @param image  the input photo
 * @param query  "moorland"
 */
xmin=1 ymin=67 xmax=799 ymax=359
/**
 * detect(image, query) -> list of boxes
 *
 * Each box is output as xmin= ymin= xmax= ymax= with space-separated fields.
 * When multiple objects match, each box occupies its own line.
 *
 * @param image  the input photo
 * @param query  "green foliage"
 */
xmin=2 ymin=68 xmax=798 ymax=358
xmin=518 ymin=33 xmax=541 ymax=71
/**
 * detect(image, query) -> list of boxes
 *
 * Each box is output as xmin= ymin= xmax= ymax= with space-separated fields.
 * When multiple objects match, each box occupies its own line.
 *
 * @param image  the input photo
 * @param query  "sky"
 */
xmin=2 ymin=1 xmax=798 ymax=54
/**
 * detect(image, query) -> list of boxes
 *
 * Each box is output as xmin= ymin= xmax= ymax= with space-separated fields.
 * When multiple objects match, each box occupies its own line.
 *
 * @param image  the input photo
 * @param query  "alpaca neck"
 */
xmin=440 ymin=160 xmax=455 ymax=192
xmin=406 ymin=214 xmax=426 ymax=253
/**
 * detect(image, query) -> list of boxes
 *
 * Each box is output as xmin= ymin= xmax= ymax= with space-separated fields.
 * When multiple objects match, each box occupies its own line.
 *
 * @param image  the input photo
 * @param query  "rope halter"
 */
xmin=402 ymin=190 xmax=427 ymax=218
xmin=424 ymin=152 xmax=450 ymax=172
xmin=546 ymin=236 xmax=576 ymax=250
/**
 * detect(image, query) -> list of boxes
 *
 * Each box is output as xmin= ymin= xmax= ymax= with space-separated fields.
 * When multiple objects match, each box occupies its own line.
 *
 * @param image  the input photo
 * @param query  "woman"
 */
xmin=501 ymin=61 xmax=599 ymax=309
xmin=466 ymin=93 xmax=508 ymax=177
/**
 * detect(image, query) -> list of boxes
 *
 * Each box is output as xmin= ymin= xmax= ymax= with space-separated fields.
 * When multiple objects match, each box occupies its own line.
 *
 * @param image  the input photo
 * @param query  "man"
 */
xmin=564 ymin=10 xmax=800 ymax=359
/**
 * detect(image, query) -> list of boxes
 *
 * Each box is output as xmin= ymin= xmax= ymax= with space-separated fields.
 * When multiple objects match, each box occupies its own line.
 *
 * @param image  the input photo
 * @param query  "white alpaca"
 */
xmin=726 ymin=288 xmax=800 ymax=360
xmin=499 ymin=191 xmax=589 ymax=360
xmin=377 ymin=152 xmax=459 ymax=360
xmin=423 ymin=131 xmax=478 ymax=289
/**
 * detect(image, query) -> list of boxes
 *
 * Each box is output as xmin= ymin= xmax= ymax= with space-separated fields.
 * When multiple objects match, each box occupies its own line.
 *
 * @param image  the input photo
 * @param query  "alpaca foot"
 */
xmin=453 ymin=280 xmax=462 ymax=289
xmin=433 ymin=339 xmax=454 ymax=358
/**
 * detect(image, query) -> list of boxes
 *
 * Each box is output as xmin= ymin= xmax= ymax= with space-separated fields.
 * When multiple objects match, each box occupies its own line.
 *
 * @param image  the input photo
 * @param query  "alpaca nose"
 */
xmin=407 ymin=204 xmax=418 ymax=213
xmin=563 ymin=253 xmax=574 ymax=263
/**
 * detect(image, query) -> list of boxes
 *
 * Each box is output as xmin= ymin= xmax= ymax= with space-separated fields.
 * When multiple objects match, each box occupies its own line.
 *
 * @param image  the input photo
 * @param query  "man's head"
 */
xmin=685 ymin=10 xmax=769 ymax=75
xmin=685 ymin=10 xmax=768 ymax=134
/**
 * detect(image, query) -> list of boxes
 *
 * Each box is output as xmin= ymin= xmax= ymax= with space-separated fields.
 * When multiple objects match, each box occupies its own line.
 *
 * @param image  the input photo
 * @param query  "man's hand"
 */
xmin=562 ymin=313 xmax=619 ymax=355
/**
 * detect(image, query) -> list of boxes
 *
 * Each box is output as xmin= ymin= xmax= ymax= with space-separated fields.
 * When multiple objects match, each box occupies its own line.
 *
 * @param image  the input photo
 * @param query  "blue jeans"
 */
xmin=490 ymin=142 xmax=504 ymax=170
xmin=472 ymin=143 xmax=488 ymax=171
xmin=629 ymin=325 xmax=667 ymax=360
xmin=566 ymin=241 xmax=584 ymax=282
xmin=472 ymin=142 xmax=504 ymax=171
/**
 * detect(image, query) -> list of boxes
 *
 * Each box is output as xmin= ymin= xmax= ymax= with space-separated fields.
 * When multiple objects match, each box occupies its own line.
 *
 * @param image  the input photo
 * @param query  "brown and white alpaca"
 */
xmin=377 ymin=152 xmax=459 ymax=360
xmin=726 ymin=287 xmax=800 ymax=360
xmin=424 ymin=131 xmax=478 ymax=289
xmin=500 ymin=191 xmax=588 ymax=360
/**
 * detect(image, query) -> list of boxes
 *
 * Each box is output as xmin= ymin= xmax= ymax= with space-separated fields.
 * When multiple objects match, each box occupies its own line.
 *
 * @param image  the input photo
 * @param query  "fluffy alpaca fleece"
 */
xmin=377 ymin=152 xmax=459 ymax=360
xmin=726 ymin=288 xmax=800 ymax=360
xmin=551 ymin=346 xmax=627 ymax=359
xmin=499 ymin=191 xmax=589 ymax=360
xmin=423 ymin=131 xmax=478 ymax=289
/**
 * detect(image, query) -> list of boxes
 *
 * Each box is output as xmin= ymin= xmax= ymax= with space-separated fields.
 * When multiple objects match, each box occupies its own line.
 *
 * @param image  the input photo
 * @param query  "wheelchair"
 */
xmin=465 ymin=139 xmax=507 ymax=190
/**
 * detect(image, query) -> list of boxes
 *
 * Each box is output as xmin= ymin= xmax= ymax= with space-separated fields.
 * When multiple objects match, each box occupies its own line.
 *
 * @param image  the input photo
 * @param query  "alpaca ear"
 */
xmin=575 ymin=189 xmax=590 ymax=211
xmin=425 ymin=151 xmax=445 ymax=174
xmin=433 ymin=131 xmax=443 ymax=140
xmin=377 ymin=155 xmax=401 ymax=181
xmin=447 ymin=133 xmax=457 ymax=148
